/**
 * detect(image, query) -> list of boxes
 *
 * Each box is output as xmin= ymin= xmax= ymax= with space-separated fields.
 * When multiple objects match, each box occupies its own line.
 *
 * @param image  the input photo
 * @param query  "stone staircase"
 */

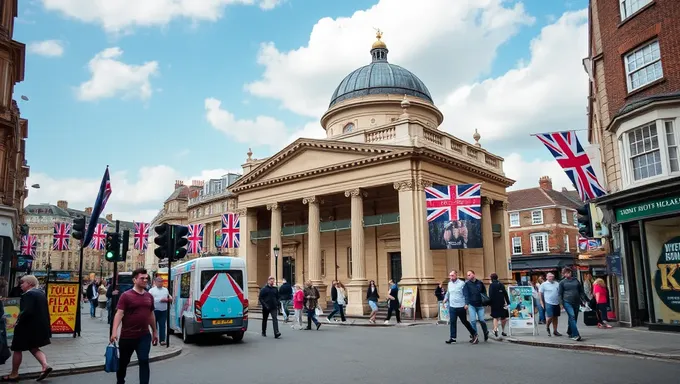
xmin=250 ymin=300 xmax=392 ymax=320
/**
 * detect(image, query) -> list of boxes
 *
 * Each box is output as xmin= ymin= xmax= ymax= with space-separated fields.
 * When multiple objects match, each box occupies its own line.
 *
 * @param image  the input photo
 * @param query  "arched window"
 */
xmin=343 ymin=123 xmax=354 ymax=133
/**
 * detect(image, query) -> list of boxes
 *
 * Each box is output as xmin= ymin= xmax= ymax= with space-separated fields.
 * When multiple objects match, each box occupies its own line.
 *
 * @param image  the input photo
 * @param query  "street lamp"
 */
xmin=273 ymin=245 xmax=280 ymax=286
xmin=31 ymin=184 xmax=40 ymax=189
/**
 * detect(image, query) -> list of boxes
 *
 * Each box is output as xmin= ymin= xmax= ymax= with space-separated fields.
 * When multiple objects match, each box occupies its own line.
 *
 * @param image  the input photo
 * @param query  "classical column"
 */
xmin=236 ymin=208 xmax=259 ymax=299
xmin=481 ymin=197 xmax=496 ymax=282
xmin=343 ymin=188 xmax=369 ymax=315
xmin=267 ymin=203 xmax=283 ymax=284
xmin=303 ymin=196 xmax=327 ymax=308
xmin=493 ymin=201 xmax=511 ymax=283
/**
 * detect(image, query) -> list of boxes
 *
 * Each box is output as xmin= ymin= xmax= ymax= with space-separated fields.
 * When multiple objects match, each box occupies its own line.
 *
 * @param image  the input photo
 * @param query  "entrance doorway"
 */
xmin=283 ymin=256 xmax=296 ymax=285
xmin=389 ymin=252 xmax=402 ymax=283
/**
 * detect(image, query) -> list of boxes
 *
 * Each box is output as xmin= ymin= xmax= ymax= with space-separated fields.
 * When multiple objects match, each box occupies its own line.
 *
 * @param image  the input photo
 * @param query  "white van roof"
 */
xmin=171 ymin=256 xmax=247 ymax=276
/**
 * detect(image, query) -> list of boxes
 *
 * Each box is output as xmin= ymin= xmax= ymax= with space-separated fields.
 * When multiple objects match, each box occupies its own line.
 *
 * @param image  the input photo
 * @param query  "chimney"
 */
xmin=175 ymin=180 xmax=184 ymax=189
xmin=106 ymin=214 xmax=113 ymax=221
xmin=57 ymin=200 xmax=68 ymax=210
xmin=539 ymin=176 xmax=553 ymax=190
xmin=85 ymin=207 xmax=93 ymax=215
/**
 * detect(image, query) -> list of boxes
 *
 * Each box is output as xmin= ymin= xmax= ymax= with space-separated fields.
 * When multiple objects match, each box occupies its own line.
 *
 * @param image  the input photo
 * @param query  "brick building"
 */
xmin=587 ymin=0 xmax=680 ymax=329
xmin=507 ymin=176 xmax=581 ymax=284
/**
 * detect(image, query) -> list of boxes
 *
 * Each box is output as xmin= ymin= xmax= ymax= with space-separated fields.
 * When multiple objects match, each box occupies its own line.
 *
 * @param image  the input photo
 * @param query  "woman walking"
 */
xmin=593 ymin=278 xmax=613 ymax=328
xmin=366 ymin=280 xmax=379 ymax=324
xmin=292 ymin=284 xmax=305 ymax=330
xmin=488 ymin=273 xmax=510 ymax=338
xmin=327 ymin=281 xmax=347 ymax=323
xmin=384 ymin=279 xmax=401 ymax=325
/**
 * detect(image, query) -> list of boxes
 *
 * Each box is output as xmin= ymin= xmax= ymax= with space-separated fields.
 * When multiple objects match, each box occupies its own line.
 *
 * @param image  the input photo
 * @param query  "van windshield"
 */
xmin=200 ymin=270 xmax=243 ymax=291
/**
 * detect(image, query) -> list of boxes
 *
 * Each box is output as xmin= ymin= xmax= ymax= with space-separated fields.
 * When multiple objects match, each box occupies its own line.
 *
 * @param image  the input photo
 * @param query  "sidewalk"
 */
xmin=0 ymin=309 xmax=182 ymax=380
xmin=249 ymin=312 xmax=438 ymax=327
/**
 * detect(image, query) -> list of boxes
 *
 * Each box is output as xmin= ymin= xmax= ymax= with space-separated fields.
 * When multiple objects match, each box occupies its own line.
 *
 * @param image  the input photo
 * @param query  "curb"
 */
xmin=501 ymin=337 xmax=680 ymax=362
xmin=250 ymin=315 xmax=436 ymax=327
xmin=12 ymin=347 xmax=183 ymax=380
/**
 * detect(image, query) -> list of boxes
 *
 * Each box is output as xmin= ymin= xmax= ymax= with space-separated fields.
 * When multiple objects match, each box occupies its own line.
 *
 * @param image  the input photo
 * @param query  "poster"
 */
xmin=2 ymin=298 xmax=20 ymax=339
xmin=425 ymin=184 xmax=483 ymax=250
xmin=47 ymin=282 xmax=80 ymax=333
xmin=508 ymin=286 xmax=535 ymax=329
xmin=399 ymin=286 xmax=418 ymax=309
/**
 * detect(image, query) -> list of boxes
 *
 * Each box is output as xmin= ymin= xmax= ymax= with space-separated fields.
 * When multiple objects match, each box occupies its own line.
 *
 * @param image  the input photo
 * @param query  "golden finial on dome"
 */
xmin=372 ymin=28 xmax=387 ymax=49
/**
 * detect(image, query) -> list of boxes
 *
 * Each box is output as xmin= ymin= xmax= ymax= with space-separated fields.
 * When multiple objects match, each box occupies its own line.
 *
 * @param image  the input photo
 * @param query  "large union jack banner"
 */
xmin=134 ymin=222 xmax=150 ymax=251
xmin=221 ymin=213 xmax=240 ymax=249
xmin=21 ymin=235 xmax=37 ymax=257
xmin=89 ymin=223 xmax=108 ymax=250
xmin=53 ymin=222 xmax=71 ymax=251
xmin=424 ymin=183 xmax=483 ymax=250
xmin=536 ymin=131 xmax=607 ymax=202
xmin=187 ymin=224 xmax=204 ymax=254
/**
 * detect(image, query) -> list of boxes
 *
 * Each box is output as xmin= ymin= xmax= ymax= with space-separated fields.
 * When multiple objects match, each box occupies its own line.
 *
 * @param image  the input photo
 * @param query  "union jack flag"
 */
xmin=221 ymin=213 xmax=240 ymax=249
xmin=134 ymin=222 xmax=150 ymax=251
xmin=187 ymin=224 xmax=204 ymax=254
xmin=89 ymin=223 xmax=108 ymax=250
xmin=21 ymin=235 xmax=37 ymax=257
xmin=425 ymin=183 xmax=482 ymax=222
xmin=536 ymin=131 xmax=607 ymax=202
xmin=53 ymin=222 xmax=71 ymax=251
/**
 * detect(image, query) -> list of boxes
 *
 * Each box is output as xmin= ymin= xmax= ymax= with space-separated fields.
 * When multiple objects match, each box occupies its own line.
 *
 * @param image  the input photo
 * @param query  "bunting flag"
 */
xmin=89 ymin=223 xmax=108 ymax=250
xmin=84 ymin=167 xmax=112 ymax=246
xmin=53 ymin=222 xmax=71 ymax=251
xmin=133 ymin=222 xmax=150 ymax=251
xmin=536 ymin=131 xmax=607 ymax=201
xmin=187 ymin=224 xmax=204 ymax=254
xmin=21 ymin=235 xmax=37 ymax=257
xmin=221 ymin=213 xmax=240 ymax=249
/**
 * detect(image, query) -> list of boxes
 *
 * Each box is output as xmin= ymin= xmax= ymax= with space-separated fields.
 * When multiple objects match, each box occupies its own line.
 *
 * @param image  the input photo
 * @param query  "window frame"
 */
xmin=347 ymin=246 xmax=353 ymax=279
xmin=530 ymin=232 xmax=549 ymax=254
xmin=619 ymin=0 xmax=653 ymax=21
xmin=619 ymin=119 xmax=680 ymax=188
xmin=624 ymin=40 xmax=663 ymax=93
xmin=509 ymin=212 xmax=520 ymax=227
xmin=531 ymin=210 xmax=543 ymax=225
xmin=573 ymin=211 xmax=578 ymax=226
xmin=564 ymin=234 xmax=570 ymax=252
xmin=511 ymin=237 xmax=522 ymax=255
xmin=561 ymin=208 xmax=568 ymax=224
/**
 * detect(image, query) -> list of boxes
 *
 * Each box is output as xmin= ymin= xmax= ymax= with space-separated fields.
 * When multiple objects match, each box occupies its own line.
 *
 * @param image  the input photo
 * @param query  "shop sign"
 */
xmin=654 ymin=236 xmax=680 ymax=313
xmin=607 ymin=252 xmax=622 ymax=277
xmin=616 ymin=195 xmax=680 ymax=222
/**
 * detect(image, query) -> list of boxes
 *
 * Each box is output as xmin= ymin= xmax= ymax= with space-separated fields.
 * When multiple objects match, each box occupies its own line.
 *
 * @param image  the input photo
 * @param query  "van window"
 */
xmin=180 ymin=273 xmax=191 ymax=298
xmin=200 ymin=270 xmax=243 ymax=291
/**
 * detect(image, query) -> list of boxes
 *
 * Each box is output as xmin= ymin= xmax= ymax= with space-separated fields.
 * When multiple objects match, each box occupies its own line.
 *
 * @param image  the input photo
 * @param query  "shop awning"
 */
xmin=510 ymin=254 xmax=576 ymax=271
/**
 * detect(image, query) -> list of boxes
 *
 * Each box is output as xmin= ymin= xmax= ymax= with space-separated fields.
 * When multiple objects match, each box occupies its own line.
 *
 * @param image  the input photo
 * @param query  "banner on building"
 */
xmin=47 ymin=282 xmax=80 ymax=334
xmin=507 ymin=286 xmax=536 ymax=333
xmin=425 ymin=183 xmax=482 ymax=250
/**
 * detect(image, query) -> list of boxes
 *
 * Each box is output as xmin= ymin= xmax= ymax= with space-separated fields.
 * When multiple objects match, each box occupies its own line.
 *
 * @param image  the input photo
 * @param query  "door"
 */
xmin=283 ymin=257 xmax=296 ymax=285
xmin=389 ymin=252 xmax=402 ymax=283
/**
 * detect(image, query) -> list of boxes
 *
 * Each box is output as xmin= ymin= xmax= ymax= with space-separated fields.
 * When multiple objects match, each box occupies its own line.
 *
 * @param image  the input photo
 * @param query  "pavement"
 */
xmin=0 ymin=307 xmax=181 ymax=381
xmin=42 ymin=318 xmax=680 ymax=384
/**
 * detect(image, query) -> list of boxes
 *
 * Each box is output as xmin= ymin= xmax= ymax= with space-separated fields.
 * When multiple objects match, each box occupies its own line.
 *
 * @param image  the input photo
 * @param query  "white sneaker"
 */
xmin=384 ymin=320 xmax=390 ymax=324
xmin=325 ymin=318 xmax=331 ymax=323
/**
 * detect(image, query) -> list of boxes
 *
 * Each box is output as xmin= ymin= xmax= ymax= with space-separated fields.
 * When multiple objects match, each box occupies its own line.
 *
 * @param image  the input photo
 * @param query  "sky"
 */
xmin=17 ymin=0 xmax=590 ymax=222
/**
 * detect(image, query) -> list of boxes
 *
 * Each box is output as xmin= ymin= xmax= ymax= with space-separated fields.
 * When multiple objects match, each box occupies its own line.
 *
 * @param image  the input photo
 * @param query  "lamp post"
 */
xmin=273 ymin=245 xmax=280 ymax=286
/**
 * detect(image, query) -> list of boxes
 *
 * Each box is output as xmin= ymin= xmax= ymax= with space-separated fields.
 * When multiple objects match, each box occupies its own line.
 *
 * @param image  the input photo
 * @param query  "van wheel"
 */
xmin=230 ymin=332 xmax=244 ymax=342
xmin=182 ymin=321 xmax=193 ymax=344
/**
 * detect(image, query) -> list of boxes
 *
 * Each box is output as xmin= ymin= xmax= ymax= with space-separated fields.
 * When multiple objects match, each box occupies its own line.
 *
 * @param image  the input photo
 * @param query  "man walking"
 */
xmin=278 ymin=278 xmax=293 ymax=322
xmin=463 ymin=270 xmax=489 ymax=344
xmin=559 ymin=267 xmax=587 ymax=341
xmin=540 ymin=272 xmax=562 ymax=336
xmin=443 ymin=270 xmax=475 ymax=344
xmin=259 ymin=276 xmax=281 ymax=339
xmin=110 ymin=268 xmax=159 ymax=384
xmin=148 ymin=277 xmax=172 ymax=346
xmin=86 ymin=279 xmax=99 ymax=318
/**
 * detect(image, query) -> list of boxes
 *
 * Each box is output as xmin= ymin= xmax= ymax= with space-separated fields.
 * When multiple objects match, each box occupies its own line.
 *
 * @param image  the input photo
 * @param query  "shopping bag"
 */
xmin=105 ymin=343 xmax=119 ymax=373
xmin=315 ymin=306 xmax=323 ymax=317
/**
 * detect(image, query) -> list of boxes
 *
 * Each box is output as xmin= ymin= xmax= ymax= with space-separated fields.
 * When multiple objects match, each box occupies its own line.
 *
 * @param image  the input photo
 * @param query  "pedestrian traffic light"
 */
xmin=154 ymin=223 xmax=171 ymax=260
xmin=576 ymin=203 xmax=593 ymax=238
xmin=105 ymin=232 xmax=120 ymax=262
xmin=71 ymin=216 xmax=86 ymax=241
xmin=173 ymin=225 xmax=189 ymax=261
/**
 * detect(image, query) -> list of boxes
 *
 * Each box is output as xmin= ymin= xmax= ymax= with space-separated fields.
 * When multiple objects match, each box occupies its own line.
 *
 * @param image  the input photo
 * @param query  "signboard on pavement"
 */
xmin=47 ymin=282 xmax=80 ymax=334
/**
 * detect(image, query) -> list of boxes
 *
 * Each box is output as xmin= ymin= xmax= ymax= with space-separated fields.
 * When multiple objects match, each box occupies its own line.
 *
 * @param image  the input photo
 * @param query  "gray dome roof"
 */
xmin=329 ymin=45 xmax=433 ymax=108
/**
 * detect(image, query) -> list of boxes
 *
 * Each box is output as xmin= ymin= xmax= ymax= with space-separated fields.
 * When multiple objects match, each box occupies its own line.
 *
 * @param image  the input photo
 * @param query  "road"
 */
xmin=48 ymin=322 xmax=680 ymax=384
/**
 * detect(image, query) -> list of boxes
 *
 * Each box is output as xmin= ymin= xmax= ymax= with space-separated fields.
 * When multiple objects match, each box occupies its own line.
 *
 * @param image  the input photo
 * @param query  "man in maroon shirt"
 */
xmin=110 ymin=268 xmax=159 ymax=384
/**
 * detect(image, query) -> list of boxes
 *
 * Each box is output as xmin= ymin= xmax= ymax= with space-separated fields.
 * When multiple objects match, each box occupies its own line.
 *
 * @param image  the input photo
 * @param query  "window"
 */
xmin=343 ymin=123 xmax=354 ymax=133
xmin=620 ymin=120 xmax=680 ymax=186
xmin=346 ymin=247 xmax=353 ymax=278
xmin=321 ymin=250 xmax=326 ymax=277
xmin=509 ymin=212 xmax=520 ymax=227
xmin=561 ymin=209 xmax=567 ymax=224
xmin=628 ymin=122 xmax=662 ymax=181
xmin=573 ymin=212 xmax=578 ymax=226
xmin=619 ymin=0 xmax=652 ymax=20
xmin=180 ymin=273 xmax=191 ymax=298
xmin=531 ymin=210 xmax=543 ymax=225
xmin=625 ymin=40 xmax=663 ymax=92
xmin=530 ymin=233 xmax=549 ymax=253
xmin=564 ymin=234 xmax=570 ymax=252
xmin=666 ymin=121 xmax=679 ymax=172
xmin=201 ymin=270 xmax=244 ymax=291
xmin=512 ymin=237 xmax=522 ymax=255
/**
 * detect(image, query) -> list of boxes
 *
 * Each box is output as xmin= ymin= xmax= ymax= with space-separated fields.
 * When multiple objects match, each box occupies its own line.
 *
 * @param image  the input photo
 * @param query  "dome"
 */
xmin=329 ymin=32 xmax=433 ymax=108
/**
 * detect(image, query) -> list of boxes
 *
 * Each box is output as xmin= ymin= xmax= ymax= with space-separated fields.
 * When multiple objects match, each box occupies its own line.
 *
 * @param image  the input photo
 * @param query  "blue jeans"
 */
xmin=563 ymin=302 xmax=580 ymax=338
xmin=154 ymin=310 xmax=167 ymax=342
xmin=89 ymin=299 xmax=98 ymax=317
xmin=449 ymin=306 xmax=475 ymax=340
xmin=281 ymin=300 xmax=292 ymax=320
xmin=306 ymin=308 xmax=319 ymax=328
xmin=467 ymin=305 xmax=488 ymax=335
xmin=117 ymin=333 xmax=151 ymax=384
xmin=536 ymin=300 xmax=546 ymax=323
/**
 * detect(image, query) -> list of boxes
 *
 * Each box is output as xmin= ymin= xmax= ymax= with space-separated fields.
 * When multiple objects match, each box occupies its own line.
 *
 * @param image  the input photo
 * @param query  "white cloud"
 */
xmin=504 ymin=152 xmax=575 ymax=191
xmin=41 ymin=0 xmax=283 ymax=33
xmin=244 ymin=0 xmax=534 ymax=118
xmin=27 ymin=40 xmax=65 ymax=57
xmin=440 ymin=10 xmax=589 ymax=146
xmin=25 ymin=166 xmax=238 ymax=222
xmin=77 ymin=47 xmax=159 ymax=101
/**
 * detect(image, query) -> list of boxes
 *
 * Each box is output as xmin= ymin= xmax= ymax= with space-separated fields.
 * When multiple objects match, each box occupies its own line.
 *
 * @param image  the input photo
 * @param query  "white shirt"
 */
xmin=91 ymin=284 xmax=99 ymax=300
xmin=539 ymin=281 xmax=561 ymax=306
xmin=336 ymin=288 xmax=346 ymax=306
xmin=445 ymin=279 xmax=466 ymax=308
xmin=149 ymin=286 xmax=170 ymax=311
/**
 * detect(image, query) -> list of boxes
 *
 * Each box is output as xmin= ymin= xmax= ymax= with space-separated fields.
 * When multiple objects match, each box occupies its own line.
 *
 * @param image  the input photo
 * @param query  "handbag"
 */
xmin=480 ymin=293 xmax=491 ymax=306
xmin=105 ymin=342 xmax=119 ymax=373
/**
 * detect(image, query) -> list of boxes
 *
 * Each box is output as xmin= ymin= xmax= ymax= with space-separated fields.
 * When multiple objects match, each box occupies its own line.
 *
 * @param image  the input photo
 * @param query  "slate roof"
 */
xmin=508 ymin=187 xmax=583 ymax=211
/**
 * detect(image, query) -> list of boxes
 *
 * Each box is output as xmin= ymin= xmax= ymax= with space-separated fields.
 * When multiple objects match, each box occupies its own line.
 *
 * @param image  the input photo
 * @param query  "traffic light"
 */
xmin=576 ymin=204 xmax=593 ymax=238
xmin=72 ymin=216 xmax=86 ymax=240
xmin=173 ymin=225 xmax=189 ymax=261
xmin=154 ymin=223 xmax=170 ymax=260
xmin=19 ymin=224 xmax=29 ymax=237
xmin=105 ymin=232 xmax=120 ymax=262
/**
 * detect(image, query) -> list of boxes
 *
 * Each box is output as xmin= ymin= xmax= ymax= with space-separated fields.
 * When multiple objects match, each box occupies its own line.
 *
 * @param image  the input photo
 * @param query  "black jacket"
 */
xmin=463 ymin=279 xmax=487 ymax=307
xmin=259 ymin=285 xmax=279 ymax=311
xmin=366 ymin=286 xmax=379 ymax=302
xmin=488 ymin=280 xmax=509 ymax=307
xmin=86 ymin=283 xmax=98 ymax=300
xmin=434 ymin=286 xmax=445 ymax=301
xmin=278 ymin=283 xmax=293 ymax=301
xmin=330 ymin=285 xmax=338 ymax=302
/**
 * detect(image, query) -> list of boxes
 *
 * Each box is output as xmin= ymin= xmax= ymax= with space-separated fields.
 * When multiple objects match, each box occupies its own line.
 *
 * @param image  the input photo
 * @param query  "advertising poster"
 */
xmin=425 ymin=184 xmax=483 ymax=250
xmin=2 ymin=298 xmax=20 ymax=339
xmin=508 ymin=286 xmax=535 ymax=330
xmin=653 ymin=236 xmax=680 ymax=323
xmin=47 ymin=282 xmax=80 ymax=333
xmin=438 ymin=302 xmax=450 ymax=323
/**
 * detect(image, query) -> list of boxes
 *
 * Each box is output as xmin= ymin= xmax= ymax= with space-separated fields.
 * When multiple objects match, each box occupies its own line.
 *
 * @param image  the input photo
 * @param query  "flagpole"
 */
xmin=74 ymin=239 xmax=85 ymax=338
xmin=528 ymin=129 xmax=589 ymax=137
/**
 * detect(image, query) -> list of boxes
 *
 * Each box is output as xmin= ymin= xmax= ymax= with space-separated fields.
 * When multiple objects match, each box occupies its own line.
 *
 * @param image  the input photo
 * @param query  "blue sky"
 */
xmin=17 ymin=0 xmax=590 ymax=221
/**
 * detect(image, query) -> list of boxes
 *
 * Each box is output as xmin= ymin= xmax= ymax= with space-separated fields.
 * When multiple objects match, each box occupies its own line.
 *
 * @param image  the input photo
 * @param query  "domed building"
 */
xmin=183 ymin=32 xmax=515 ymax=319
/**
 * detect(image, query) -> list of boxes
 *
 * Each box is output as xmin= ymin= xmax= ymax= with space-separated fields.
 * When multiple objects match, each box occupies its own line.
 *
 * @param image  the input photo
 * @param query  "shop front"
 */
xmin=510 ymin=254 xmax=577 ymax=285
xmin=596 ymin=178 xmax=680 ymax=330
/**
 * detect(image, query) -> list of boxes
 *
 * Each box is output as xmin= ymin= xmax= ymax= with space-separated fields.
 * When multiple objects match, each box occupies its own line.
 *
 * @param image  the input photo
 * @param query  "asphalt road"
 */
xmin=48 ymin=322 xmax=680 ymax=384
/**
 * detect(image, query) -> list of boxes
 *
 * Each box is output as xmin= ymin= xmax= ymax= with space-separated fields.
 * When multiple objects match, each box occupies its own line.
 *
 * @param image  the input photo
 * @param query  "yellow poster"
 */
xmin=1 ymin=298 xmax=20 ymax=339
xmin=47 ymin=282 xmax=79 ymax=333
xmin=400 ymin=286 xmax=418 ymax=309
